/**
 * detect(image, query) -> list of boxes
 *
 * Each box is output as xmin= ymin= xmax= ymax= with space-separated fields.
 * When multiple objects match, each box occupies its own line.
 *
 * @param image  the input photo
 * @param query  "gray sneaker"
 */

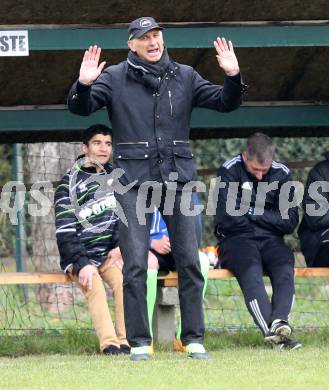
xmin=186 ymin=343 xmax=209 ymax=360
xmin=130 ymin=346 xmax=152 ymax=361
xmin=130 ymin=353 xmax=151 ymax=361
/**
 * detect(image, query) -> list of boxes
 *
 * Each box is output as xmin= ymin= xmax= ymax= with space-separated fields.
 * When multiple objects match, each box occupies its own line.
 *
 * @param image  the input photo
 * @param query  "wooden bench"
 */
xmin=157 ymin=268 xmax=329 ymax=287
xmin=1 ymin=267 xmax=328 ymax=286
xmin=154 ymin=267 xmax=329 ymax=341
xmin=1 ymin=268 xmax=329 ymax=343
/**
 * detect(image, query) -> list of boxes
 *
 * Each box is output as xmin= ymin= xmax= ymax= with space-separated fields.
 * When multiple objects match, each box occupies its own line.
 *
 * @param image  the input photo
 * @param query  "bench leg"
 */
xmin=152 ymin=286 xmax=179 ymax=343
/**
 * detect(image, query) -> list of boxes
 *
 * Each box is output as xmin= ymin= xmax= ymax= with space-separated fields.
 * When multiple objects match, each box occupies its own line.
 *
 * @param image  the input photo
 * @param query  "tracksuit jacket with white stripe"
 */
xmin=214 ymin=154 xmax=299 ymax=241
xmin=54 ymin=160 xmax=118 ymax=275
xmin=298 ymin=152 xmax=329 ymax=265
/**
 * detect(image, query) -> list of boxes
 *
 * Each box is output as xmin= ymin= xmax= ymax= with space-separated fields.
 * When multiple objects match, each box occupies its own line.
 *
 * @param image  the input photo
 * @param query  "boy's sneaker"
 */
xmin=264 ymin=320 xmax=292 ymax=344
xmin=130 ymin=345 xmax=152 ymax=361
xmin=120 ymin=344 xmax=131 ymax=355
xmin=186 ymin=343 xmax=209 ymax=360
xmin=103 ymin=345 xmax=121 ymax=355
xmin=278 ymin=339 xmax=302 ymax=351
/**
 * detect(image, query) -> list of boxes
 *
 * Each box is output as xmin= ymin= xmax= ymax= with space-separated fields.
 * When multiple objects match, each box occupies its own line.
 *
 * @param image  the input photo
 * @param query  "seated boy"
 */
xmin=54 ymin=124 xmax=129 ymax=355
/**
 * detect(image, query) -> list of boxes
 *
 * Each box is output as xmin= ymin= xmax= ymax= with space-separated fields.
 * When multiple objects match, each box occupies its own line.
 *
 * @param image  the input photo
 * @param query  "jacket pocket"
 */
xmin=172 ymin=143 xmax=197 ymax=183
xmin=114 ymin=143 xmax=150 ymax=186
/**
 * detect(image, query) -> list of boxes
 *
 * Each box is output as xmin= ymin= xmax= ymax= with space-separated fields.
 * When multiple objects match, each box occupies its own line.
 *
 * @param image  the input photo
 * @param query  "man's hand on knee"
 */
xmin=79 ymin=264 xmax=98 ymax=290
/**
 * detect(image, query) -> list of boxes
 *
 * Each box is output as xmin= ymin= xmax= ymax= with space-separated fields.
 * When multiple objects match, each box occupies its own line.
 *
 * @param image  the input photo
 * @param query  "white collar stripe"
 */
xmin=223 ymin=155 xmax=241 ymax=169
xmin=272 ymin=161 xmax=290 ymax=174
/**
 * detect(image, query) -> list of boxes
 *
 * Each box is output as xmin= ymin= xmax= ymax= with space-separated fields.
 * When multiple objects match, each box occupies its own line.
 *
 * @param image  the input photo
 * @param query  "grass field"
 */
xmin=1 ymin=347 xmax=328 ymax=390
xmin=1 ymin=278 xmax=329 ymax=390
xmin=1 ymin=331 xmax=329 ymax=390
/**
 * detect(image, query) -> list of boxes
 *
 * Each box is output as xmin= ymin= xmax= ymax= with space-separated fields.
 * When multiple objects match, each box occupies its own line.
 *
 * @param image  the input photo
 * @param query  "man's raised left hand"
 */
xmin=214 ymin=37 xmax=240 ymax=76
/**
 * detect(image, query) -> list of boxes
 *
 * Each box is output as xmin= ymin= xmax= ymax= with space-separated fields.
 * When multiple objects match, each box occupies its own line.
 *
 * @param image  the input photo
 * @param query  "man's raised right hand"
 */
xmin=78 ymin=45 xmax=106 ymax=85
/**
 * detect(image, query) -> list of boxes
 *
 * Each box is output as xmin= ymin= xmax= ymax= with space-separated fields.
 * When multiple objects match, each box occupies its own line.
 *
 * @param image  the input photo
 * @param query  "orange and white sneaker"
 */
xmin=173 ymin=338 xmax=186 ymax=353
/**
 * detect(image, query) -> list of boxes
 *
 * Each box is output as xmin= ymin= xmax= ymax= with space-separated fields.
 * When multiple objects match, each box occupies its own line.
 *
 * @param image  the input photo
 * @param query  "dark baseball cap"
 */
xmin=128 ymin=17 xmax=163 ymax=40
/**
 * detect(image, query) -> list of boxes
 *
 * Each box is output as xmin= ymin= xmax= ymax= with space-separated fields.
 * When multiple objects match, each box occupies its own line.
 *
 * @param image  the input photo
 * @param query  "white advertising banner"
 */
xmin=0 ymin=31 xmax=29 ymax=56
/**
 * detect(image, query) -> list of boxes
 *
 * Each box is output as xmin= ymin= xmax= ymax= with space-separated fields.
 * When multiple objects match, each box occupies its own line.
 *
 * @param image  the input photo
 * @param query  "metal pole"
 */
xmin=13 ymin=144 xmax=26 ymax=272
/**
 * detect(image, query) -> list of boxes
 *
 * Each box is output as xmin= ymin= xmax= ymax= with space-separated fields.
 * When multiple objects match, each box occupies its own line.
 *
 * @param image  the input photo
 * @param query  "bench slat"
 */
xmin=0 ymin=272 xmax=71 ymax=285
xmin=158 ymin=268 xmax=329 ymax=287
xmin=0 ymin=268 xmax=328 ymax=286
xmin=294 ymin=267 xmax=329 ymax=277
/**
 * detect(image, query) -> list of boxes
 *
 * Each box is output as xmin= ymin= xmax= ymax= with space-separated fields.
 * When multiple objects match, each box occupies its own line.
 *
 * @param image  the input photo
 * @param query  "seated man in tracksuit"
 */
xmin=54 ymin=124 xmax=129 ymax=355
xmin=146 ymin=196 xmax=209 ymax=352
xmin=214 ymin=132 xmax=301 ymax=350
xmin=298 ymin=151 xmax=329 ymax=267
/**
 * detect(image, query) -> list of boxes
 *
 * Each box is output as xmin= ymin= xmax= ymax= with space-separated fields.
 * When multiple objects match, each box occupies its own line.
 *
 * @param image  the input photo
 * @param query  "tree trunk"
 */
xmin=26 ymin=142 xmax=81 ymax=313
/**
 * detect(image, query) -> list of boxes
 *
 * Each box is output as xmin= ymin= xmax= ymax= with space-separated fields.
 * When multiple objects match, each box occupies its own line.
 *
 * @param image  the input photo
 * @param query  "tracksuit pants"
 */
xmin=220 ymin=236 xmax=295 ymax=335
xmin=312 ymin=243 xmax=329 ymax=267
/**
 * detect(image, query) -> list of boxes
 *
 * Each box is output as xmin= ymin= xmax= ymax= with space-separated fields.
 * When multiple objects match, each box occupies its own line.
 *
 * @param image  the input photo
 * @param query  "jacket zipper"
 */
xmin=168 ymin=90 xmax=173 ymax=117
xmin=173 ymin=140 xmax=189 ymax=145
xmin=117 ymin=141 xmax=149 ymax=147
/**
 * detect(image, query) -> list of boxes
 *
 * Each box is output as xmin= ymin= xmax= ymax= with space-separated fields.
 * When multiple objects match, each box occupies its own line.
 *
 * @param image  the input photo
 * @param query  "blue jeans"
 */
xmin=116 ymin=187 xmax=205 ymax=347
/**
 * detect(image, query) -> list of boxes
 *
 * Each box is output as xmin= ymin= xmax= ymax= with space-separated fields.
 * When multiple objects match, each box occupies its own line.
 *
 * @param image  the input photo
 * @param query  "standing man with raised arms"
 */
xmin=68 ymin=16 xmax=246 ymax=360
